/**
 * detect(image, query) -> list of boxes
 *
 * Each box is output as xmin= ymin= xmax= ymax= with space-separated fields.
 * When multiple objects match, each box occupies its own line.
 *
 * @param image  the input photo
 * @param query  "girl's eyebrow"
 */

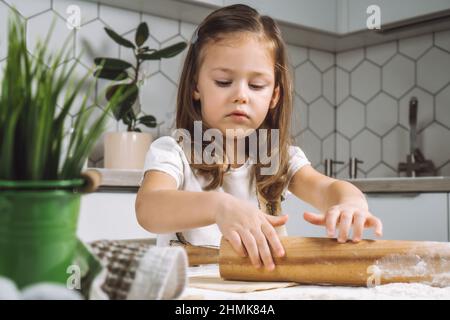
xmin=210 ymin=67 xmax=272 ymax=78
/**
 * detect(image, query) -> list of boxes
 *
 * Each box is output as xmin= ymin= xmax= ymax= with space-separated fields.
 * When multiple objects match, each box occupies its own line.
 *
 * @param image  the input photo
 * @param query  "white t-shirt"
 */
xmin=139 ymin=135 xmax=311 ymax=247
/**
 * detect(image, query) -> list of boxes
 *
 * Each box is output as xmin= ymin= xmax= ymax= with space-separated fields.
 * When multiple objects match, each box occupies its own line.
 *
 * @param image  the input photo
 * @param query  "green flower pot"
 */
xmin=0 ymin=179 xmax=84 ymax=288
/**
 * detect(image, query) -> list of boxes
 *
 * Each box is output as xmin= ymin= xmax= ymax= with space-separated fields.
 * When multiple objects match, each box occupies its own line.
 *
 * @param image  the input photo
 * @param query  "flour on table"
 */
xmin=183 ymin=281 xmax=450 ymax=300
xmin=373 ymin=247 xmax=450 ymax=288
xmin=184 ymin=264 xmax=450 ymax=299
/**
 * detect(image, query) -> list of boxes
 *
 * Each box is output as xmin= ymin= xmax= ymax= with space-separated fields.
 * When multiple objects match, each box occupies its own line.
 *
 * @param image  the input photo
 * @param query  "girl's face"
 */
xmin=193 ymin=34 xmax=280 ymax=138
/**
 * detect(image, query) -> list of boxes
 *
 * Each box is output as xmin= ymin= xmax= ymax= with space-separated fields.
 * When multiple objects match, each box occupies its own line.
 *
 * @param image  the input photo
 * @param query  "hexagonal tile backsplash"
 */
xmin=336 ymin=33 xmax=450 ymax=178
xmin=1 ymin=0 xmax=450 ymax=178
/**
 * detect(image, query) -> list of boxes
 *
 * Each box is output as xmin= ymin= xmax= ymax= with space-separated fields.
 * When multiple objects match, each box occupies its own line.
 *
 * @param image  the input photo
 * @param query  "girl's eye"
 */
xmin=214 ymin=81 xmax=266 ymax=90
xmin=249 ymin=84 xmax=265 ymax=90
xmin=215 ymin=81 xmax=231 ymax=87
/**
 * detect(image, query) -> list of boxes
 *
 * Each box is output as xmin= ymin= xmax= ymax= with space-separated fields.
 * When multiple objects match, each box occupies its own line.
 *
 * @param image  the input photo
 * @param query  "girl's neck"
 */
xmin=225 ymin=137 xmax=248 ymax=169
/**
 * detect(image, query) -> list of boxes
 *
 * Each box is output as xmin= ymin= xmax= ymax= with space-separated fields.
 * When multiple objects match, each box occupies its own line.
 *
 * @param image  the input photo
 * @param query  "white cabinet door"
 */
xmin=282 ymin=192 xmax=449 ymax=242
xmin=189 ymin=0 xmax=224 ymax=6
xmin=366 ymin=193 xmax=448 ymax=242
xmin=345 ymin=0 xmax=450 ymax=33
xmin=223 ymin=0 xmax=338 ymax=33
xmin=77 ymin=192 xmax=155 ymax=242
xmin=282 ymin=194 xmax=331 ymax=238
xmin=448 ymin=193 xmax=450 ymax=241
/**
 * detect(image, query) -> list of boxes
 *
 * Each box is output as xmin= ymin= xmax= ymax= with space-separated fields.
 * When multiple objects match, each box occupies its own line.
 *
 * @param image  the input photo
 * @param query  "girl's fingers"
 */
xmin=265 ymin=214 xmax=288 ymax=227
xmin=366 ymin=215 xmax=383 ymax=237
xmin=239 ymin=229 xmax=262 ymax=268
xmin=261 ymin=222 xmax=285 ymax=257
xmin=303 ymin=211 xmax=325 ymax=226
xmin=252 ymin=229 xmax=275 ymax=271
xmin=337 ymin=211 xmax=353 ymax=243
xmin=352 ymin=212 xmax=366 ymax=242
xmin=225 ymin=230 xmax=247 ymax=257
xmin=324 ymin=208 xmax=340 ymax=237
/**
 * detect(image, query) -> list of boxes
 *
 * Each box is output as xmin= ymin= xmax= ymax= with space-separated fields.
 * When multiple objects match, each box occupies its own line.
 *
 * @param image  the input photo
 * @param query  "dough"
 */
xmin=189 ymin=275 xmax=297 ymax=293
xmin=187 ymin=264 xmax=297 ymax=293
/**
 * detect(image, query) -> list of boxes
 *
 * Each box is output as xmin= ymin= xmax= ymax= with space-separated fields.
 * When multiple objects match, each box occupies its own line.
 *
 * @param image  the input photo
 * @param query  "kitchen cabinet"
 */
xmin=344 ymin=0 xmax=450 ymax=33
xmin=366 ymin=193 xmax=448 ymax=242
xmin=283 ymin=194 xmax=330 ymax=238
xmin=223 ymin=0 xmax=338 ymax=33
xmin=85 ymin=0 xmax=450 ymax=51
xmin=77 ymin=192 xmax=154 ymax=242
xmin=190 ymin=0 xmax=224 ymax=6
xmin=191 ymin=0 xmax=450 ymax=35
xmin=282 ymin=192 xmax=449 ymax=242
xmin=448 ymin=193 xmax=450 ymax=242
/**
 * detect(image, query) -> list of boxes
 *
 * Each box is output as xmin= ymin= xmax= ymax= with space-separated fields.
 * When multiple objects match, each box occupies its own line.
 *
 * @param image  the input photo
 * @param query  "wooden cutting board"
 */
xmin=181 ymin=237 xmax=450 ymax=287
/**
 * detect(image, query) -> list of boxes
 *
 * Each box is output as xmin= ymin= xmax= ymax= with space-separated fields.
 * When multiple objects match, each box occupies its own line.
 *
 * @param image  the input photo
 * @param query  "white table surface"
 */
xmin=181 ymin=265 xmax=450 ymax=300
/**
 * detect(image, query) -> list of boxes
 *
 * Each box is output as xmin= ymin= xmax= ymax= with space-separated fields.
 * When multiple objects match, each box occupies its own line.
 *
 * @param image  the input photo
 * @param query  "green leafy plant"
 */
xmin=94 ymin=22 xmax=187 ymax=132
xmin=0 ymin=14 xmax=127 ymax=181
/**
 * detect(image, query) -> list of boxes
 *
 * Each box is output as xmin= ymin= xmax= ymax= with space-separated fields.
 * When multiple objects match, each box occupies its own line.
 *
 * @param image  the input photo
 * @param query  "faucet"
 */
xmin=398 ymin=97 xmax=437 ymax=177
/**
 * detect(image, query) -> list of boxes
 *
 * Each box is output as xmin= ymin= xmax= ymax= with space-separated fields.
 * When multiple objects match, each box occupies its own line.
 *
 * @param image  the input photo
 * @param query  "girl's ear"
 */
xmin=193 ymin=85 xmax=201 ymax=101
xmin=269 ymin=85 xmax=280 ymax=109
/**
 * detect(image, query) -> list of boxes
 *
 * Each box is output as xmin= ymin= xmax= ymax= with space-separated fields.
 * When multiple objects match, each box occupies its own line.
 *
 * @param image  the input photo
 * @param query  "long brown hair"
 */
xmin=175 ymin=4 xmax=293 ymax=205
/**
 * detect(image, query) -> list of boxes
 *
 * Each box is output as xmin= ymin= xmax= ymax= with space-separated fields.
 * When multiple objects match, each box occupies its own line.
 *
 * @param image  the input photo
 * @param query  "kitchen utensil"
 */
xmin=181 ymin=236 xmax=450 ymax=287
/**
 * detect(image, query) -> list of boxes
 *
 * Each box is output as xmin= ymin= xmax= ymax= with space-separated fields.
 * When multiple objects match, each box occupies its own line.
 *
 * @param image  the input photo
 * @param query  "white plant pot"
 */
xmin=104 ymin=132 xmax=153 ymax=169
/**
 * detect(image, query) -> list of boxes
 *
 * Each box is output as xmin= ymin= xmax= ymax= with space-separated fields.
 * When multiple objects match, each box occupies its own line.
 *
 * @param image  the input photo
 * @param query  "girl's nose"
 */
xmin=233 ymin=83 xmax=249 ymax=104
xmin=233 ymin=96 xmax=247 ymax=104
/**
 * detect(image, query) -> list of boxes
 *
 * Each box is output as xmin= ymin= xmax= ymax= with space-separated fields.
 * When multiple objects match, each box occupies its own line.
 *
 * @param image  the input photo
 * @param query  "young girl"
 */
xmin=135 ymin=4 xmax=383 ymax=271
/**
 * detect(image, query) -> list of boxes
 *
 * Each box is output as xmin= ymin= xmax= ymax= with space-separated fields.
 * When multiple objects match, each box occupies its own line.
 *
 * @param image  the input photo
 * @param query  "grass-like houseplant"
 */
xmin=0 ymin=14 xmax=126 ymax=288
xmin=93 ymin=22 xmax=187 ymax=169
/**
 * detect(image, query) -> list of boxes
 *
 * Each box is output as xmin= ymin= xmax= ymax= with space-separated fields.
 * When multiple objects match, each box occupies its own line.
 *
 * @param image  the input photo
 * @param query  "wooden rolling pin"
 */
xmin=80 ymin=169 xmax=102 ymax=193
xmin=181 ymin=236 xmax=450 ymax=287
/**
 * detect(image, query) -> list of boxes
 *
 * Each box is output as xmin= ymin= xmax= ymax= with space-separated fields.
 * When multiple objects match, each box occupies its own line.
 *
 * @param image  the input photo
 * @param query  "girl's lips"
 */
xmin=228 ymin=114 xmax=249 ymax=122
xmin=228 ymin=111 xmax=249 ymax=118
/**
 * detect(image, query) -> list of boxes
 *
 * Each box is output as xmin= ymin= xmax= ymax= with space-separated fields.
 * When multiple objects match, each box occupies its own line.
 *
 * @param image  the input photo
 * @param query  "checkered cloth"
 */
xmin=88 ymin=239 xmax=187 ymax=300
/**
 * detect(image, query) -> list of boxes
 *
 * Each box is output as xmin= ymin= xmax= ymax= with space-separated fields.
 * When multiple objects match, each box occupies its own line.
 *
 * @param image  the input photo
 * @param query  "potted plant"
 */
xmin=0 ymin=15 xmax=126 ymax=288
xmin=94 ymin=22 xmax=187 ymax=169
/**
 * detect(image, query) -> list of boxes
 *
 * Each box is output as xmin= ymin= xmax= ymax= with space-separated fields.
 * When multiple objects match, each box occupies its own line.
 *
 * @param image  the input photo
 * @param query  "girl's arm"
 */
xmin=136 ymin=170 xmax=287 ymax=270
xmin=135 ymin=170 xmax=224 ymax=233
xmin=288 ymin=165 xmax=383 ymax=243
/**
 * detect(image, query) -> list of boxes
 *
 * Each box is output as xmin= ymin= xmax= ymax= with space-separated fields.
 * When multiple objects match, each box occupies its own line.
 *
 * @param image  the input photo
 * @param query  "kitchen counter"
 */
xmin=90 ymin=168 xmax=450 ymax=194
xmin=348 ymin=176 xmax=450 ymax=193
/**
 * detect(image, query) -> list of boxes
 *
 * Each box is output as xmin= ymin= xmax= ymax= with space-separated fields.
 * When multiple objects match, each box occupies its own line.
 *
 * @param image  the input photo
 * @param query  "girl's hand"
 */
xmin=303 ymin=203 xmax=383 ymax=243
xmin=215 ymin=194 xmax=287 ymax=271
